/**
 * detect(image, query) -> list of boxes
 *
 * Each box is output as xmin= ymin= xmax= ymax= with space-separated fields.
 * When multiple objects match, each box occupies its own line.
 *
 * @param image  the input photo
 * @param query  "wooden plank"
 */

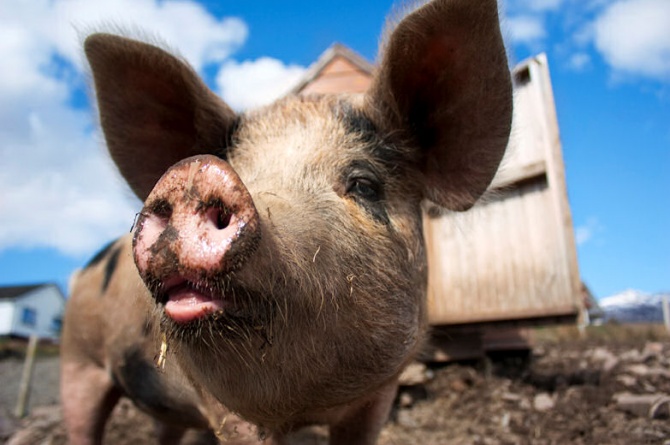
xmin=440 ymin=305 xmax=578 ymax=330
xmin=437 ymin=305 xmax=578 ymax=326
xmin=426 ymin=174 xmax=578 ymax=325
xmin=530 ymin=54 xmax=582 ymax=313
xmin=520 ymin=180 xmax=549 ymax=312
xmin=490 ymin=160 xmax=546 ymax=189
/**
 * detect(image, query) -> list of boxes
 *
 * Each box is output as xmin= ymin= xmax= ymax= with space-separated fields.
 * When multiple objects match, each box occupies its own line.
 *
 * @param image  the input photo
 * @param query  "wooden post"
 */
xmin=577 ymin=306 xmax=590 ymax=339
xmin=15 ymin=335 xmax=39 ymax=418
xmin=663 ymin=295 xmax=670 ymax=335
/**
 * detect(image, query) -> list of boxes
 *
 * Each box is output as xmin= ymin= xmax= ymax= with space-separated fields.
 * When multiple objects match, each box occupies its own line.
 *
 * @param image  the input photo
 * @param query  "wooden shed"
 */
xmin=292 ymin=45 xmax=582 ymax=352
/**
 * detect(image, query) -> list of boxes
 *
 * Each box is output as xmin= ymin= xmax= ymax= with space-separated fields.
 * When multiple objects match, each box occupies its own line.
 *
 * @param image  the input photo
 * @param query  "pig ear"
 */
xmin=85 ymin=33 xmax=236 ymax=201
xmin=366 ymin=0 xmax=512 ymax=211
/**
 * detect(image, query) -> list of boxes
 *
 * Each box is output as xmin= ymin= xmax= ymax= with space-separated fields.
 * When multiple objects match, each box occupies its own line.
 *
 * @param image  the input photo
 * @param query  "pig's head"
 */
xmin=85 ymin=0 xmax=511 ymax=432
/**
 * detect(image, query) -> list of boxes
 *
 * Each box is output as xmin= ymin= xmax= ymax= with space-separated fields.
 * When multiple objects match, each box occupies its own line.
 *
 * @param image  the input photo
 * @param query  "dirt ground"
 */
xmin=1 ymin=325 xmax=669 ymax=445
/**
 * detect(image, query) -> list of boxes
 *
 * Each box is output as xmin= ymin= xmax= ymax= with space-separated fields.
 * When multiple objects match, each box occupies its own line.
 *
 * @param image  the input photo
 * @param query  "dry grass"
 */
xmin=0 ymin=337 xmax=61 ymax=359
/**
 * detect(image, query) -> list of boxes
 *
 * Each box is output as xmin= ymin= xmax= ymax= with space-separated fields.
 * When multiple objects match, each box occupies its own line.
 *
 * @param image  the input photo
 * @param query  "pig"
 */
xmin=79 ymin=0 xmax=512 ymax=443
xmin=60 ymin=239 xmax=263 ymax=444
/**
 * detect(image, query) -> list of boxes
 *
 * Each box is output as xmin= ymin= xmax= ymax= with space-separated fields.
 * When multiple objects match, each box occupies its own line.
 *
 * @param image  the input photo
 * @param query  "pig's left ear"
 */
xmin=366 ymin=0 xmax=512 ymax=211
xmin=85 ymin=34 xmax=237 ymax=201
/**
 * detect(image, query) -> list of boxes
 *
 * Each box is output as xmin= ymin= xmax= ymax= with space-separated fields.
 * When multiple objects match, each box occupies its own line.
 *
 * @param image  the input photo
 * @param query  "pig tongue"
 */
xmin=164 ymin=285 xmax=225 ymax=323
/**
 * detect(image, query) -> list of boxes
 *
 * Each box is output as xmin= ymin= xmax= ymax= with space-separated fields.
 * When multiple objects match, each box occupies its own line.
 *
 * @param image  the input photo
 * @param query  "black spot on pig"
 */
xmin=84 ymin=239 xmax=116 ymax=269
xmin=336 ymin=101 xmax=379 ymax=145
xmin=102 ymin=247 xmax=121 ymax=293
xmin=334 ymin=101 xmax=413 ymax=170
xmin=117 ymin=347 xmax=209 ymax=428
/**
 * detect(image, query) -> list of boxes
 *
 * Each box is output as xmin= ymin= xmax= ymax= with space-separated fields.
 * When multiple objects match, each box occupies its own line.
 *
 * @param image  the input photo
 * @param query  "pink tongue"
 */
xmin=164 ymin=288 xmax=225 ymax=323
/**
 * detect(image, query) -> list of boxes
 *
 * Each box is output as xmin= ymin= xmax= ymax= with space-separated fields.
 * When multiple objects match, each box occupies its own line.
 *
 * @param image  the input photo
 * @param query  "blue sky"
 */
xmin=0 ymin=0 xmax=668 ymax=300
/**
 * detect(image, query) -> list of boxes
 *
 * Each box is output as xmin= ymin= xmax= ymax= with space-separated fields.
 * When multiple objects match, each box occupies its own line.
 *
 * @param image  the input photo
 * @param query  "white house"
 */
xmin=0 ymin=283 xmax=65 ymax=340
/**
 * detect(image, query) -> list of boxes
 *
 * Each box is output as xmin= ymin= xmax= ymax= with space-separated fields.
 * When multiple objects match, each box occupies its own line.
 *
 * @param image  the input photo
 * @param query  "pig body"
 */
xmin=60 ymin=237 xmax=262 ymax=444
xmin=78 ymin=0 xmax=512 ymax=443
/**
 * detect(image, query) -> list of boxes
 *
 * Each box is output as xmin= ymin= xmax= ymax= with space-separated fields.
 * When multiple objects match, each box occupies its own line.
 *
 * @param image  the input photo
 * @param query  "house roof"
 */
xmin=290 ymin=43 xmax=375 ymax=95
xmin=0 ymin=283 xmax=63 ymax=301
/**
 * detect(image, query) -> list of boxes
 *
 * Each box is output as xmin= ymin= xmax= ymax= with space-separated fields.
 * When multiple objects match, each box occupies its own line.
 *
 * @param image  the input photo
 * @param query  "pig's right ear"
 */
xmin=85 ymin=34 xmax=236 ymax=201
xmin=366 ymin=0 xmax=513 ymax=211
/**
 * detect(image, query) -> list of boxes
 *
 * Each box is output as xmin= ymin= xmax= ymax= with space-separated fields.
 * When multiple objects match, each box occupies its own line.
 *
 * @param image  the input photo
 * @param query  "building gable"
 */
xmin=291 ymin=44 xmax=373 ymax=96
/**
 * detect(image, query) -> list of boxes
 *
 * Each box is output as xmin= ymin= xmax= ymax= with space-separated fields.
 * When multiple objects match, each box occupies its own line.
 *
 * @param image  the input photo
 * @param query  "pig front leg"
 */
xmin=329 ymin=381 xmax=398 ymax=445
xmin=60 ymin=362 xmax=122 ymax=445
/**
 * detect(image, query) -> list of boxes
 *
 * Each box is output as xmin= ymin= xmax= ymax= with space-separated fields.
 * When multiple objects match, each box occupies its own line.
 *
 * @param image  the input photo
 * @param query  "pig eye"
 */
xmin=347 ymin=177 xmax=381 ymax=202
xmin=344 ymin=174 xmax=388 ymax=225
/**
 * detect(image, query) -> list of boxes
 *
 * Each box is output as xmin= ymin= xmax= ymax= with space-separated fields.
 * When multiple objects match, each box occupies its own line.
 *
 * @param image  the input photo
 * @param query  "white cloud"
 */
xmin=0 ymin=100 xmax=140 ymax=256
xmin=216 ymin=58 xmax=307 ymax=111
xmin=506 ymin=15 xmax=547 ymax=45
xmin=502 ymin=0 xmax=564 ymax=46
xmin=0 ymin=0 xmax=248 ymax=257
xmin=593 ymin=0 xmax=670 ymax=81
xmin=0 ymin=0 xmax=247 ymax=73
xmin=571 ymin=22 xmax=594 ymax=47
xmin=569 ymin=52 xmax=591 ymax=70
xmin=505 ymin=0 xmax=670 ymax=84
xmin=519 ymin=0 xmax=565 ymax=12
xmin=575 ymin=217 xmax=603 ymax=246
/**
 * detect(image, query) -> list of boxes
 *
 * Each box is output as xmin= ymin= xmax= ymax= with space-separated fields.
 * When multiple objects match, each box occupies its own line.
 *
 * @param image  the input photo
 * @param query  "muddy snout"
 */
xmin=132 ymin=155 xmax=260 ymax=321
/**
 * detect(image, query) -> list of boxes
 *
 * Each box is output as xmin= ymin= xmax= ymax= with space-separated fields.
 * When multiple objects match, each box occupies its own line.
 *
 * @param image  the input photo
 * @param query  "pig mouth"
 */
xmin=150 ymin=274 xmax=276 ymax=343
xmin=158 ymin=276 xmax=229 ymax=324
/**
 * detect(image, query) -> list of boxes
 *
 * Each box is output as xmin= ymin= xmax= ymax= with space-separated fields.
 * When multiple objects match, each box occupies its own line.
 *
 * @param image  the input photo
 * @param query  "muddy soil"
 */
xmin=1 ymin=329 xmax=669 ymax=444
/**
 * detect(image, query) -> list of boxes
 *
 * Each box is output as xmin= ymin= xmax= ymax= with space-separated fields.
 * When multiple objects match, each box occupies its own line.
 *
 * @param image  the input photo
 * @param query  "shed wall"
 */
xmin=425 ymin=55 xmax=581 ymax=325
xmin=0 ymin=302 xmax=13 ymax=335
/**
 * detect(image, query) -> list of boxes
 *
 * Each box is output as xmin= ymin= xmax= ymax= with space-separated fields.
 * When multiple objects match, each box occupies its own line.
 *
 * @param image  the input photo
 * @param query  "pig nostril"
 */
xmin=200 ymin=199 xmax=233 ymax=230
xmin=215 ymin=210 xmax=232 ymax=230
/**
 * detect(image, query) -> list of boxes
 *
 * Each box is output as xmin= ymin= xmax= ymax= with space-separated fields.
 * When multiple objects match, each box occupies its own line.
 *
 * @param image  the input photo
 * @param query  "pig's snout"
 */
xmin=132 ymin=155 xmax=260 ymax=323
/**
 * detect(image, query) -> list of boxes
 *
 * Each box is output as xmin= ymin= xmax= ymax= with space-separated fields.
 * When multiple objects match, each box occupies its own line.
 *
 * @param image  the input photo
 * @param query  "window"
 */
xmin=21 ymin=307 xmax=37 ymax=327
xmin=51 ymin=316 xmax=63 ymax=334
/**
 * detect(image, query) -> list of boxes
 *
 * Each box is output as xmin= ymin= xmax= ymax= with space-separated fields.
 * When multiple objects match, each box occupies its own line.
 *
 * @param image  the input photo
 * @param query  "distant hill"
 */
xmin=599 ymin=289 xmax=669 ymax=323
